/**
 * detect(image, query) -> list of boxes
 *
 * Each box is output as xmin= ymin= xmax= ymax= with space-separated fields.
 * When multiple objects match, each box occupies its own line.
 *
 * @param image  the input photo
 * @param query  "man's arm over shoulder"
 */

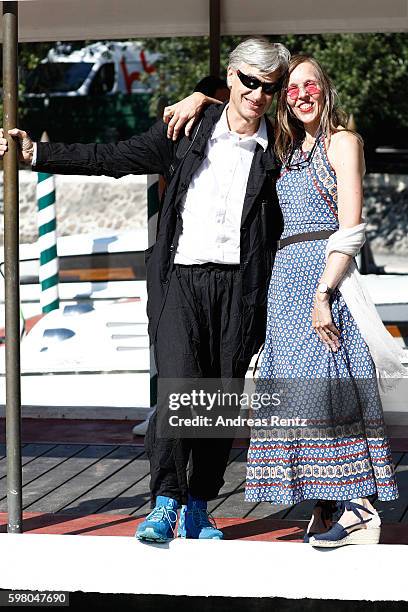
xmin=34 ymin=120 xmax=175 ymax=179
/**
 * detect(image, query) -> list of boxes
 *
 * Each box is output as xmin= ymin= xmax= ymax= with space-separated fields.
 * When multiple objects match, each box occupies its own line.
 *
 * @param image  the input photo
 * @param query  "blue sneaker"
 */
xmin=177 ymin=496 xmax=223 ymax=539
xmin=135 ymin=496 xmax=178 ymax=543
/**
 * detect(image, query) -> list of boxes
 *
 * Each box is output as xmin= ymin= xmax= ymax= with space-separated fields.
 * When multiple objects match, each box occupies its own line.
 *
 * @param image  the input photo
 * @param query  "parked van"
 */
xmin=22 ymin=41 xmax=160 ymax=142
xmin=25 ymin=40 xmax=160 ymax=98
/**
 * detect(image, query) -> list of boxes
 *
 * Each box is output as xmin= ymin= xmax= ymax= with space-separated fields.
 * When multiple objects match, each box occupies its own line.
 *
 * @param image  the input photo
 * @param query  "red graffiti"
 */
xmin=140 ymin=50 xmax=156 ymax=74
xmin=120 ymin=50 xmax=156 ymax=94
xmin=120 ymin=56 xmax=140 ymax=94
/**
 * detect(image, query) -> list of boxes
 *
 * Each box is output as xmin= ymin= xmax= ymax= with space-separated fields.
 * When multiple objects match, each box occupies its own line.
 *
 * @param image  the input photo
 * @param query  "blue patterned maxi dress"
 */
xmin=245 ymin=136 xmax=399 ymax=505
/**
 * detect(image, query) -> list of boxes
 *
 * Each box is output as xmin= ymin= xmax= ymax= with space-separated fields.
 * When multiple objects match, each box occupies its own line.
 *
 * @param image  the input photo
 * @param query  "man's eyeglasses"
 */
xmin=286 ymin=81 xmax=321 ymax=101
xmin=236 ymin=70 xmax=282 ymax=95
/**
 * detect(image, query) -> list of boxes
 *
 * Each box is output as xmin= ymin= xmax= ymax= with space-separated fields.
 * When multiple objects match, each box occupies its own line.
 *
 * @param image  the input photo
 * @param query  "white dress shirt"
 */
xmin=32 ymin=108 xmax=268 ymax=266
xmin=174 ymin=106 xmax=268 ymax=265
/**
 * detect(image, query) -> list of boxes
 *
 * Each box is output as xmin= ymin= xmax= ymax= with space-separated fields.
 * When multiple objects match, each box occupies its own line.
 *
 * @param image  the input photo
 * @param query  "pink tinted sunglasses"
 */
xmin=286 ymin=81 xmax=321 ymax=101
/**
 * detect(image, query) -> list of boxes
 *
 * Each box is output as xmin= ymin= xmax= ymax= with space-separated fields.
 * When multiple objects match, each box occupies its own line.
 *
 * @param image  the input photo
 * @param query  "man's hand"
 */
xmin=0 ymin=128 xmax=34 ymax=164
xmin=163 ymin=92 xmax=221 ymax=141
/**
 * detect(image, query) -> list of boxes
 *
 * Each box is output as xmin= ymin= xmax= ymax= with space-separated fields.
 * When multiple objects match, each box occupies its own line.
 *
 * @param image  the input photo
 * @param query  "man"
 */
xmin=0 ymin=37 xmax=289 ymax=543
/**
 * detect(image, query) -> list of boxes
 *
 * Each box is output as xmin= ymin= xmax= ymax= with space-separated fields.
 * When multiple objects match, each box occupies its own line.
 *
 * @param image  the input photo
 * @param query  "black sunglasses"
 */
xmin=286 ymin=130 xmax=322 ymax=171
xmin=236 ymin=69 xmax=282 ymax=95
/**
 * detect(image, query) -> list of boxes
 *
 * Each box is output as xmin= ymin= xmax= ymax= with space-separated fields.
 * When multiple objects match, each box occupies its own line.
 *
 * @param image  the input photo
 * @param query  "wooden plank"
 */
xmin=0 ymin=443 xmax=57 ymax=480
xmin=280 ymin=499 xmax=315 ymax=520
xmin=110 ymin=447 xmax=248 ymax=518
xmin=208 ymin=450 xmax=260 ymax=518
xmin=226 ymin=448 xmax=246 ymax=465
xmin=210 ymin=479 xmax=256 ymax=518
xmin=390 ymin=452 xmax=404 ymax=468
xmin=52 ymin=450 xmax=147 ymax=516
xmin=99 ymin=454 xmax=151 ymax=516
xmin=0 ymin=444 xmax=87 ymax=510
xmin=242 ymin=500 xmax=290 ymax=519
xmin=18 ymin=444 xmax=88 ymax=488
xmin=207 ymin=450 xmax=247 ymax=517
xmin=22 ymin=445 xmax=125 ymax=513
xmin=28 ymin=446 xmax=144 ymax=515
xmin=127 ymin=481 xmax=151 ymax=518
xmin=81 ymin=446 xmax=267 ymax=519
xmin=381 ymin=452 xmax=408 ymax=523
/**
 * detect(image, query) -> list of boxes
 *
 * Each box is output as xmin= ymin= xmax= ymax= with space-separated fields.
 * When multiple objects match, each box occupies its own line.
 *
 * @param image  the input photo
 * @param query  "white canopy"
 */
xmin=6 ymin=0 xmax=408 ymax=42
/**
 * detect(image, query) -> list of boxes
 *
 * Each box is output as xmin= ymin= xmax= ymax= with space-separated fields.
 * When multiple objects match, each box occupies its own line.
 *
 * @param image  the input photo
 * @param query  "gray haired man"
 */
xmin=0 ymin=37 xmax=290 ymax=543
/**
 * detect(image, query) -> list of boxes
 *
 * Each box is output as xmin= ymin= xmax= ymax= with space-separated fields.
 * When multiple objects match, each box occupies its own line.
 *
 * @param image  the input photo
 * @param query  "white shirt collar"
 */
xmin=211 ymin=104 xmax=268 ymax=151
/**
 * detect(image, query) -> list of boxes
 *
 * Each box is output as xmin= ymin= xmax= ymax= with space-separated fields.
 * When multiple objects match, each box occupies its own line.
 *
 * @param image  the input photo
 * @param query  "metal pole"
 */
xmin=3 ymin=1 xmax=22 ymax=534
xmin=209 ymin=0 xmax=220 ymax=77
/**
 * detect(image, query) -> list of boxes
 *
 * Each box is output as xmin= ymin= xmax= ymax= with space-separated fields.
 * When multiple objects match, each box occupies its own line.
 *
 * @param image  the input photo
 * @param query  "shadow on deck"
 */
xmin=1 ymin=418 xmax=408 ymax=542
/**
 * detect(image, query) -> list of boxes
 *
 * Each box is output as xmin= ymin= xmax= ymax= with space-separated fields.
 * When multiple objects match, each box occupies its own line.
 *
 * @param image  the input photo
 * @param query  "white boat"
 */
xmin=0 ymin=229 xmax=151 ymax=420
xmin=363 ymin=273 xmax=408 ymax=327
xmin=0 ymin=228 xmax=148 ymax=325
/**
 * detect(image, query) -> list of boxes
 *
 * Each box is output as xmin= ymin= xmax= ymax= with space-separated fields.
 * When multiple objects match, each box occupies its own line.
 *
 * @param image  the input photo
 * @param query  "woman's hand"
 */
xmin=163 ymin=92 xmax=221 ymax=141
xmin=312 ymin=294 xmax=341 ymax=352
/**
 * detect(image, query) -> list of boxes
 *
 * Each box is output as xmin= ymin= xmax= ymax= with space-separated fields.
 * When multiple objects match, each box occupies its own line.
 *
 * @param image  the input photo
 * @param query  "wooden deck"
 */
xmin=1 ymin=419 xmax=408 ymax=542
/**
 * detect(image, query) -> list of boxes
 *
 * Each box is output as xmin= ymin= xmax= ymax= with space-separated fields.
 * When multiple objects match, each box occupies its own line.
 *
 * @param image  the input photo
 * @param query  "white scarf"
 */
xmin=326 ymin=223 xmax=407 ymax=389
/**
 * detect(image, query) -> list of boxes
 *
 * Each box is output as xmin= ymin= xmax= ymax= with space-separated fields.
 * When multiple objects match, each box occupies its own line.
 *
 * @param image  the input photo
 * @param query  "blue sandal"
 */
xmin=309 ymin=500 xmax=381 ymax=548
xmin=304 ymin=500 xmax=337 ymax=543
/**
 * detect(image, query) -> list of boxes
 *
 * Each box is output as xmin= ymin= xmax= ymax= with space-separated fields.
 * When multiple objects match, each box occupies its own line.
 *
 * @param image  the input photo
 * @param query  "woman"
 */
xmin=164 ymin=55 xmax=403 ymax=547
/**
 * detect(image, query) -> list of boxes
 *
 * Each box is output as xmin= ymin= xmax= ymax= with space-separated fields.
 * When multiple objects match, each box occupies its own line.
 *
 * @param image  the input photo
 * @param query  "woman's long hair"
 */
xmin=274 ymin=55 xmax=349 ymax=164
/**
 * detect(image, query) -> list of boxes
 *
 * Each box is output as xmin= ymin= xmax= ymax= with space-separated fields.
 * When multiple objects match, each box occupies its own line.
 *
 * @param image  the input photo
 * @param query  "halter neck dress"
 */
xmin=245 ymin=134 xmax=398 ymax=505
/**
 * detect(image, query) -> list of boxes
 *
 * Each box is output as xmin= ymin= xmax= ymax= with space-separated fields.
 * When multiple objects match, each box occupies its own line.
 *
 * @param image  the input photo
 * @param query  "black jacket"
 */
xmin=35 ymin=103 xmax=283 ymax=364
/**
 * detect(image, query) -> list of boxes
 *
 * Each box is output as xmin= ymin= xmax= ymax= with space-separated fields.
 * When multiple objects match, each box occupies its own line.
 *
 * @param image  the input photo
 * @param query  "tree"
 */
xmin=278 ymin=34 xmax=408 ymax=139
xmin=0 ymin=43 xmax=56 ymax=124
xmin=144 ymin=35 xmax=242 ymax=115
xmin=146 ymin=33 xmax=408 ymax=143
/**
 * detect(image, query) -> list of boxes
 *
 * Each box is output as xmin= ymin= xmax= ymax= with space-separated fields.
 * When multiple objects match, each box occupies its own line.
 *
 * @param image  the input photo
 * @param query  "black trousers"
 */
xmin=145 ymin=263 xmax=251 ymax=506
